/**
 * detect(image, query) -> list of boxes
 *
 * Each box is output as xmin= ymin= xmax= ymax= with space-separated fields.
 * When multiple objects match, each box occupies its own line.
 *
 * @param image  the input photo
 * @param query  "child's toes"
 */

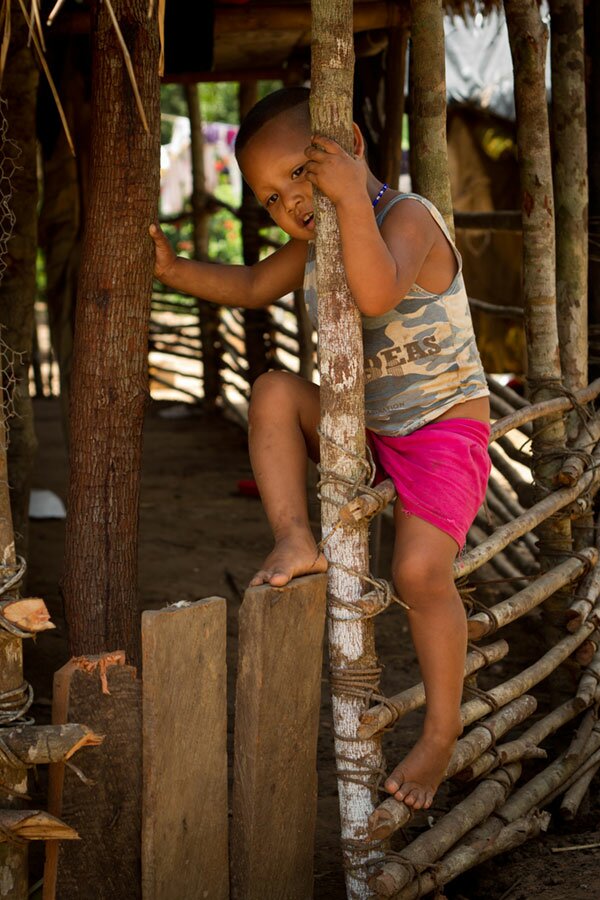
xmin=384 ymin=773 xmax=402 ymax=795
xmin=403 ymin=787 xmax=424 ymax=809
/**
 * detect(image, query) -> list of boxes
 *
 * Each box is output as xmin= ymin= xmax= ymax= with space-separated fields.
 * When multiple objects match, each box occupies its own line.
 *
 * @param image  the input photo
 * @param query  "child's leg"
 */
xmin=247 ymin=370 xmax=327 ymax=587
xmin=383 ymin=509 xmax=466 ymax=810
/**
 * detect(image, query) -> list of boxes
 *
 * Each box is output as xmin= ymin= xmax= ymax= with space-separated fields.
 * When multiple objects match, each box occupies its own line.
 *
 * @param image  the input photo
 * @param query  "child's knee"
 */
xmin=392 ymin=553 xmax=452 ymax=604
xmin=249 ymin=370 xmax=296 ymax=420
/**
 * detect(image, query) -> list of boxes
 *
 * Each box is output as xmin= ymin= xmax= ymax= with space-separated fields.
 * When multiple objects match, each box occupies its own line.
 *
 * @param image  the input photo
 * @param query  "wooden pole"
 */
xmin=505 ymin=0 xmax=572 ymax=651
xmin=408 ymin=0 xmax=454 ymax=236
xmin=311 ymin=0 xmax=384 ymax=893
xmin=550 ymin=0 xmax=588 ymax=404
xmin=62 ymin=0 xmax=161 ymax=666
xmin=185 ymin=83 xmax=222 ymax=411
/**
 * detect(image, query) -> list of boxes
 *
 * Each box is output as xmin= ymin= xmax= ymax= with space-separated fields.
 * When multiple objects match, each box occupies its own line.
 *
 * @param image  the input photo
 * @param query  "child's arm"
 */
xmin=150 ymin=224 xmax=307 ymax=309
xmin=303 ymin=138 xmax=450 ymax=317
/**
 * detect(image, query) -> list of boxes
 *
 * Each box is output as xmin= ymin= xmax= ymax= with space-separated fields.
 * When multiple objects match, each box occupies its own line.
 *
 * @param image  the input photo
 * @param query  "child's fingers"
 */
xmin=311 ymin=134 xmax=341 ymax=153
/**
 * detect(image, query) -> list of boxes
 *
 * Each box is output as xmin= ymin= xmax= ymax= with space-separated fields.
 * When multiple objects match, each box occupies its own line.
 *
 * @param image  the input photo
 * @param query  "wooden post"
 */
xmin=505 ymin=0 xmax=572 ymax=647
xmin=141 ymin=598 xmax=228 ymax=900
xmin=550 ymin=0 xmax=588 ymax=401
xmin=0 ymin=378 xmax=28 ymax=898
xmin=230 ymin=574 xmax=327 ymax=899
xmin=311 ymin=1 xmax=385 ymax=895
xmin=185 ymin=83 xmax=222 ymax=411
xmin=408 ymin=0 xmax=454 ymax=236
xmin=44 ymin=655 xmax=142 ymax=900
xmin=381 ymin=25 xmax=409 ymax=189
xmin=61 ymin=0 xmax=161 ymax=666
xmin=239 ymin=80 xmax=272 ymax=385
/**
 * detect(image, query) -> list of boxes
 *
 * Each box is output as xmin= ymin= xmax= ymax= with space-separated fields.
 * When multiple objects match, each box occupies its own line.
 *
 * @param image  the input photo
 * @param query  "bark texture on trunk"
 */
xmin=185 ymin=84 xmax=222 ymax=410
xmin=62 ymin=0 xmax=161 ymax=667
xmin=550 ymin=0 xmax=588 ymax=397
xmin=0 ymin=4 xmax=39 ymax=560
xmin=505 ymin=0 xmax=572 ymax=645
xmin=311 ymin=1 xmax=385 ymax=895
xmin=408 ymin=0 xmax=454 ymax=236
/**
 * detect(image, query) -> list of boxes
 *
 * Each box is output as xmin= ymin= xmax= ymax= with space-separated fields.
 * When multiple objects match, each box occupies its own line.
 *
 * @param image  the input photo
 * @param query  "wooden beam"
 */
xmin=231 ymin=574 xmax=327 ymax=900
xmin=453 ymin=210 xmax=522 ymax=232
xmin=141 ymin=598 xmax=228 ymax=900
xmin=214 ymin=3 xmax=405 ymax=35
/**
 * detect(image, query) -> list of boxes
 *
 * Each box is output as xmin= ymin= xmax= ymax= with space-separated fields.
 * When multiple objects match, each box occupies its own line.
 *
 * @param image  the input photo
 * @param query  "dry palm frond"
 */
xmin=0 ymin=0 xmax=11 ymax=87
xmin=15 ymin=0 xmax=74 ymax=154
xmin=46 ymin=0 xmax=67 ymax=27
xmin=103 ymin=0 xmax=149 ymax=133
xmin=28 ymin=0 xmax=45 ymax=52
xmin=158 ymin=0 xmax=165 ymax=77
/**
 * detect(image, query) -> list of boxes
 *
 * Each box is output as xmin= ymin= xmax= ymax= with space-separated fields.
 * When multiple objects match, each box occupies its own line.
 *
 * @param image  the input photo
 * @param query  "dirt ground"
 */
xmin=27 ymin=397 xmax=600 ymax=899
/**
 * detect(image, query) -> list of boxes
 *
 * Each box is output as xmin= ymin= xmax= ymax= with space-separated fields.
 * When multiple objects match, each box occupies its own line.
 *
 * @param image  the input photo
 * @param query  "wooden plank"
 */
xmin=43 ymin=654 xmax=142 ymax=900
xmin=231 ymin=574 xmax=327 ymax=900
xmin=141 ymin=597 xmax=228 ymax=900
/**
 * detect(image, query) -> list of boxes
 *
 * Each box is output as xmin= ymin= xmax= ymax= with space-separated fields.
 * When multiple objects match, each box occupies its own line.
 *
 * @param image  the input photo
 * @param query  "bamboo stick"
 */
xmin=577 ymin=649 xmax=600 ymax=706
xmin=499 ymin=726 xmax=600 ymax=822
xmin=368 ymin=696 xmax=537 ymax=841
xmin=485 ymin=491 xmax=539 ymax=557
xmin=452 ymin=744 xmax=545 ymax=784
xmin=0 ymin=598 xmax=54 ymax=634
xmin=487 ymin=375 xmax=530 ymax=411
xmin=566 ymin=522 xmax=600 ymax=632
xmin=558 ymin=413 xmax=600 ymax=487
xmin=460 ymin=622 xmax=594 ymax=727
xmin=467 ymin=549 xmax=597 ymax=640
xmin=369 ymin=765 xmax=521 ymax=897
xmin=490 ymin=379 xmax=600 ymax=442
xmin=358 ymin=640 xmax=509 ymax=739
xmin=467 ymin=524 xmax=530 ymax=582
xmin=489 ymin=394 xmax=532 ymax=438
xmin=560 ymin=758 xmax=600 ymax=820
xmin=311 ymin=2 xmax=384 ymax=893
xmin=545 ymin=744 xmax=600 ymax=807
xmin=564 ymin=707 xmax=597 ymax=762
xmin=392 ymin=811 xmax=549 ymax=900
xmin=496 ymin=696 xmax=589 ymax=766
xmin=0 ymin=811 xmax=79 ymax=842
xmin=454 ymin=465 xmax=599 ymax=580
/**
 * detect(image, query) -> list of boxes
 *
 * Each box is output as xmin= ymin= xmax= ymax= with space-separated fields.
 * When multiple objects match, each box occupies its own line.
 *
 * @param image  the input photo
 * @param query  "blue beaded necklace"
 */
xmin=372 ymin=183 xmax=389 ymax=209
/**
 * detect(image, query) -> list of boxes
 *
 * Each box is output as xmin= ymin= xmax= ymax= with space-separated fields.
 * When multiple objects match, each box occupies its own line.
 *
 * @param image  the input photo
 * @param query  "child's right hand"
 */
xmin=149 ymin=223 xmax=177 ymax=280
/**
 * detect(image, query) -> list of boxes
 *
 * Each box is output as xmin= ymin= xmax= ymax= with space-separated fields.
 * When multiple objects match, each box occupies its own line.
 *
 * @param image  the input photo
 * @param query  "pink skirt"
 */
xmin=367 ymin=418 xmax=491 ymax=551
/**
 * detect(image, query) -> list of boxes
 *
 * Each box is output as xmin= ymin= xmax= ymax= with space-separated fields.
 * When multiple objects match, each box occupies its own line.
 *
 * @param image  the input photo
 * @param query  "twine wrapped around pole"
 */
xmin=310 ymin=0 xmax=385 ymax=894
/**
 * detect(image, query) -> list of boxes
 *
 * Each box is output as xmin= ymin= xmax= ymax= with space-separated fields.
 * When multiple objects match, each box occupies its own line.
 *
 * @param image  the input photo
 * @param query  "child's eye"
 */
xmin=265 ymin=193 xmax=278 ymax=207
xmin=291 ymin=165 xmax=304 ymax=179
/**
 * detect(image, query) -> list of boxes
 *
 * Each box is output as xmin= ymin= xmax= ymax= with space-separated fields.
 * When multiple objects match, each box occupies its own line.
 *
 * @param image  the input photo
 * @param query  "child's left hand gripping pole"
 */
xmin=310 ymin=1 xmax=388 ymax=896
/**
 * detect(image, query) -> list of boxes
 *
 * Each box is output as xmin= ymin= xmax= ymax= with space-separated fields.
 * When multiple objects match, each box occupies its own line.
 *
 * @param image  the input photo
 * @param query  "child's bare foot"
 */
xmin=249 ymin=532 xmax=328 ymax=587
xmin=383 ymin=731 xmax=458 ymax=811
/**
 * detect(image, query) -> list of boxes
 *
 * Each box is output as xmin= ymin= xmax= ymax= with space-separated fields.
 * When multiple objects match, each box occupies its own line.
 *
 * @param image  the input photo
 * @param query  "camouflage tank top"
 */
xmin=302 ymin=192 xmax=489 ymax=436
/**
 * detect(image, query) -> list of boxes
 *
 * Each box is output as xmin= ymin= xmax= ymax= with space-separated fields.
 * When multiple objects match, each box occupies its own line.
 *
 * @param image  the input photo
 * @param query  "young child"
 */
xmin=150 ymin=87 xmax=491 ymax=812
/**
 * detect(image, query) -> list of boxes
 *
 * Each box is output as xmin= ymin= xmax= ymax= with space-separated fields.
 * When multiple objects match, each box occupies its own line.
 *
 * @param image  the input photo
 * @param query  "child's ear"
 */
xmin=352 ymin=123 xmax=366 ymax=160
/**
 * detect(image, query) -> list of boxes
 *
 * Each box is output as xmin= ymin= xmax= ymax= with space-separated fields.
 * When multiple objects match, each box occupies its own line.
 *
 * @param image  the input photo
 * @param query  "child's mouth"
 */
xmin=302 ymin=212 xmax=315 ymax=230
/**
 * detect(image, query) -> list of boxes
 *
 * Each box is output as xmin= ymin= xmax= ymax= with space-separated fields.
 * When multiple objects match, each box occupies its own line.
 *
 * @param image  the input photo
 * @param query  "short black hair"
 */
xmin=235 ymin=87 xmax=310 ymax=160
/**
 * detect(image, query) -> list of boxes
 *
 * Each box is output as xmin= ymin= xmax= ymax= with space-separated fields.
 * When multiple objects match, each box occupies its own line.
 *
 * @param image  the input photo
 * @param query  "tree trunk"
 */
xmin=239 ymin=81 xmax=272 ymax=386
xmin=0 ymin=3 xmax=39 ymax=560
xmin=62 ymin=0 xmax=161 ymax=668
xmin=505 ymin=1 xmax=572 ymax=646
xmin=311 ymin=1 xmax=385 ymax=895
xmin=586 ymin=3 xmax=600 ymax=345
xmin=408 ymin=0 xmax=454 ymax=236
xmin=381 ymin=26 xmax=409 ymax=189
xmin=550 ymin=0 xmax=588 ymax=401
xmin=185 ymin=84 xmax=222 ymax=411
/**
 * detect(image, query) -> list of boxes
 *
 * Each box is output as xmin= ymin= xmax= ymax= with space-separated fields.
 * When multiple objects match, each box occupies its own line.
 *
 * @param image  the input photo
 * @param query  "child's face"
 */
xmin=238 ymin=113 xmax=316 ymax=241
